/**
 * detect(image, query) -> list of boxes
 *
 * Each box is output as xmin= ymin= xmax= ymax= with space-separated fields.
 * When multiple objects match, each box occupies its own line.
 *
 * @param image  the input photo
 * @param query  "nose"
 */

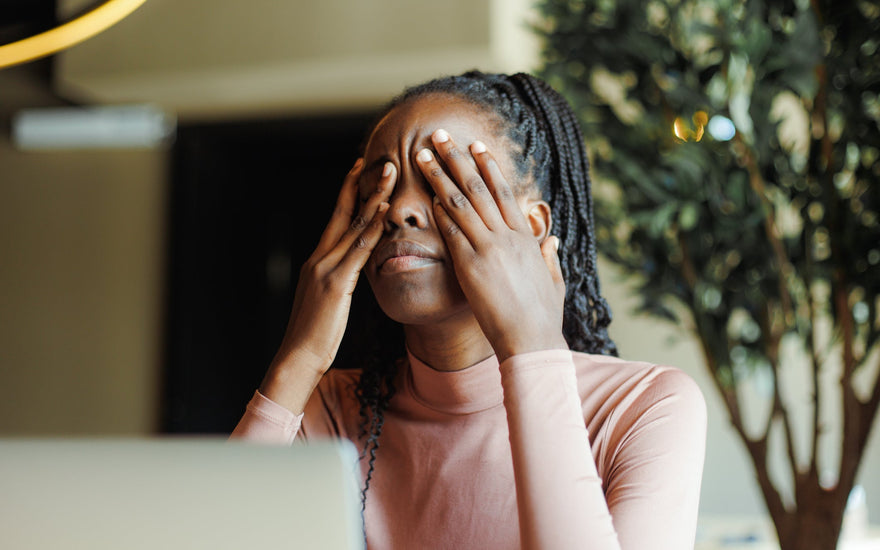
xmin=384 ymin=170 xmax=432 ymax=232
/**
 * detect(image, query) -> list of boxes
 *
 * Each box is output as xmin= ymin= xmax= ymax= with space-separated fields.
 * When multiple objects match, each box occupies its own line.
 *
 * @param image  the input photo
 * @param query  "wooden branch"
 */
xmin=835 ymin=273 xmax=857 ymax=379
xmin=744 ymin=433 xmax=792 ymax=536
xmin=678 ymin=232 xmax=747 ymax=435
xmin=814 ymin=63 xmax=835 ymax=195
xmin=808 ymin=323 xmax=822 ymax=482
xmin=802 ymin=229 xmax=822 ymax=480
xmin=779 ymin=390 xmax=804 ymax=487
xmin=762 ymin=301 xmax=803 ymax=494
xmin=861 ymin=300 xmax=879 ymax=365
xmin=678 ymin=231 xmax=792 ymax=531
xmin=732 ymin=138 xmax=797 ymax=329
xmin=758 ymin=302 xmax=783 ymax=442
xmin=677 ymin=233 xmax=699 ymax=290
xmin=857 ymin=352 xmax=880 ymax=454
xmin=835 ymin=267 xmax=861 ymax=494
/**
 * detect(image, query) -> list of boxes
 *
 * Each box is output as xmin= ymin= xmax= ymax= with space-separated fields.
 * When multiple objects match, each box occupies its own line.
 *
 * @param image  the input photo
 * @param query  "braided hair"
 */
xmin=352 ymin=70 xmax=618 ymax=518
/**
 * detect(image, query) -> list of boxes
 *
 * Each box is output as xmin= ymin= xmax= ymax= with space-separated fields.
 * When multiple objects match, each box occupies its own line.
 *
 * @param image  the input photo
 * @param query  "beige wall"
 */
xmin=0 ymin=137 xmax=167 ymax=435
xmin=56 ymin=0 xmax=540 ymax=121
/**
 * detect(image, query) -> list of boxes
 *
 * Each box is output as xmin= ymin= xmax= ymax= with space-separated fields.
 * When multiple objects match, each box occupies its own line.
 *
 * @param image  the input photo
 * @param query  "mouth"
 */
xmin=374 ymin=239 xmax=440 ymax=274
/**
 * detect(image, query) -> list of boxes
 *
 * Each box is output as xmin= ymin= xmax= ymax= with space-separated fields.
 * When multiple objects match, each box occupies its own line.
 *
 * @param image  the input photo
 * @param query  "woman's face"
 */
xmin=360 ymin=93 xmax=524 ymax=326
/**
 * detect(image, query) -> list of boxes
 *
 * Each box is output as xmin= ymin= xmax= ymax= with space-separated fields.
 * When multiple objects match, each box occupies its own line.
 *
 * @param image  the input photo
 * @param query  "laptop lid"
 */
xmin=0 ymin=437 xmax=364 ymax=550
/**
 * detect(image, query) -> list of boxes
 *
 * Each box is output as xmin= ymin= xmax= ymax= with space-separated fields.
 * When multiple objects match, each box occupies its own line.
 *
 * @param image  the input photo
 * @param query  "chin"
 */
xmin=368 ymin=275 xmax=468 ymax=326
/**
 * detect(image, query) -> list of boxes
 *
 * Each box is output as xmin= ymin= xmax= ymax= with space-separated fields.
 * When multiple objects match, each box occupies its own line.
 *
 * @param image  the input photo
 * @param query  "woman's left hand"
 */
xmin=416 ymin=129 xmax=568 ymax=362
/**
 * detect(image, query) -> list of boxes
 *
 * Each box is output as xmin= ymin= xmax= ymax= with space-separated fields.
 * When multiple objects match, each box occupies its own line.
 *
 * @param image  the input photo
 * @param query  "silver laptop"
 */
xmin=0 ymin=437 xmax=364 ymax=550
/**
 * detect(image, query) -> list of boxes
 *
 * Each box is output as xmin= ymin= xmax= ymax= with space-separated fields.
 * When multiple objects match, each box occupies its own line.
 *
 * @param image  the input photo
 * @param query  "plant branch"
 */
xmin=836 ymin=268 xmax=863 ymax=497
xmin=732 ymin=138 xmax=797 ymax=328
xmin=858 ymin=351 xmax=880 ymax=453
xmin=678 ymin=232 xmax=791 ymax=528
xmin=802 ymin=224 xmax=822 ymax=481
xmin=761 ymin=301 xmax=803 ymax=495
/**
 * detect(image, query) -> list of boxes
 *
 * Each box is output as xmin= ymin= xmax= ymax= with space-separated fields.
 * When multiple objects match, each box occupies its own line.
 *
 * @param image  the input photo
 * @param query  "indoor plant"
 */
xmin=535 ymin=0 xmax=880 ymax=548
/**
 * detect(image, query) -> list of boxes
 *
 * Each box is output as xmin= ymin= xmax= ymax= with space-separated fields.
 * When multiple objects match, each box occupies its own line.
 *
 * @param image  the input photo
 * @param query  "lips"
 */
xmin=373 ymin=239 xmax=439 ymax=272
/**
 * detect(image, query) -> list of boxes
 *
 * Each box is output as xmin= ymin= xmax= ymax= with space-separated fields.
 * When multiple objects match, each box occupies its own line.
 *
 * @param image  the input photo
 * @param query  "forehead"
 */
xmin=364 ymin=93 xmax=507 ymax=157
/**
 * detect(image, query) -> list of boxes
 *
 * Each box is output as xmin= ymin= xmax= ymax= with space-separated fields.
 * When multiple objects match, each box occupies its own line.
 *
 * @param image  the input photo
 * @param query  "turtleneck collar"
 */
xmin=403 ymin=348 xmax=504 ymax=415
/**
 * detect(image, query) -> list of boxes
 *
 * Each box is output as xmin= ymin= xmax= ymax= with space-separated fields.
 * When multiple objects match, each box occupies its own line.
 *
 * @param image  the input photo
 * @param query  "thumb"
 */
xmin=541 ymin=236 xmax=565 ymax=301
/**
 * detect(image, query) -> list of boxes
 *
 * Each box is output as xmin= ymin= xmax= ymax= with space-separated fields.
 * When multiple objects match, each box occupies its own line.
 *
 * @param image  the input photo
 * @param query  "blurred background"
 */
xmin=1 ymin=0 xmax=878 ymax=547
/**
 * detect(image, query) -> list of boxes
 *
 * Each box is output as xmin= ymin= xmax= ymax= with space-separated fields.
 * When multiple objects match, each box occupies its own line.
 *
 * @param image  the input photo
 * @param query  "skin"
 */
xmin=259 ymin=93 xmax=568 ymax=414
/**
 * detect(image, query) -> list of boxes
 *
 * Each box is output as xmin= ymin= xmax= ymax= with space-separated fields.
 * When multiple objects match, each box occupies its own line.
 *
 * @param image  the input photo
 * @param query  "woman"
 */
xmin=231 ymin=71 xmax=707 ymax=549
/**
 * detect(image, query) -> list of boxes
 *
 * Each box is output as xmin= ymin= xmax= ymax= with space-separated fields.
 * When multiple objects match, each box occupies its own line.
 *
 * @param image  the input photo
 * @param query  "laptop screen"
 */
xmin=0 ymin=437 xmax=364 ymax=550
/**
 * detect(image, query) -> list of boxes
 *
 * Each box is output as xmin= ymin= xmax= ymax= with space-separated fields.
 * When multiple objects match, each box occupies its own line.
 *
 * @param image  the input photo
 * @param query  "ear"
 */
xmin=519 ymin=198 xmax=552 ymax=242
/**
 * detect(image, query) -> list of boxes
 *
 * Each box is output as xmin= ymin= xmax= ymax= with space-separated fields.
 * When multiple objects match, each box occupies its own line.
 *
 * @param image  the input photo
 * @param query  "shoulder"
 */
xmin=312 ymin=367 xmax=362 ymax=408
xmin=300 ymin=367 xmax=363 ymax=439
xmin=572 ymin=351 xmax=704 ymax=401
xmin=320 ymin=366 xmax=362 ymax=389
xmin=570 ymin=351 xmax=706 ymax=430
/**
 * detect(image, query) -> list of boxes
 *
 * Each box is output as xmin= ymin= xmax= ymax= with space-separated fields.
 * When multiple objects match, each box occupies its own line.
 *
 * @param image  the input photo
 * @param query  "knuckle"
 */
xmin=352 ymin=235 xmax=369 ymax=250
xmin=302 ymin=258 xmax=321 ymax=278
xmin=496 ymin=184 xmax=515 ymax=202
xmin=349 ymin=215 xmax=368 ymax=231
xmin=450 ymin=192 xmax=469 ymax=209
xmin=446 ymin=146 xmax=463 ymax=160
xmin=442 ymin=222 xmax=462 ymax=238
xmin=429 ymin=167 xmax=445 ymax=179
xmin=464 ymin=176 xmax=487 ymax=195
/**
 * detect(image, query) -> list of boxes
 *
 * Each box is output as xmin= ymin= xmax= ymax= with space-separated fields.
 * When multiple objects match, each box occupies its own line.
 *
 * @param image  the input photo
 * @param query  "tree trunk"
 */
xmin=775 ymin=494 xmax=847 ymax=550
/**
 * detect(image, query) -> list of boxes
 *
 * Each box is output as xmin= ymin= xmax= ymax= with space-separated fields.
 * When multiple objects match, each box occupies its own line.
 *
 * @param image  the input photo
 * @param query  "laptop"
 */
xmin=0 ymin=437 xmax=364 ymax=550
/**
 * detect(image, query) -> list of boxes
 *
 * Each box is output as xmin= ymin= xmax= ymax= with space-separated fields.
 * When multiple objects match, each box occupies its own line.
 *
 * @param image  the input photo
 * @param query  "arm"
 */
xmin=230 ymin=390 xmax=303 ymax=444
xmin=230 ymin=158 xmax=396 ymax=439
xmin=230 ymin=367 xmax=362 ymax=445
xmin=499 ymin=350 xmax=616 ymax=549
xmin=500 ymin=351 xmax=706 ymax=550
xmin=599 ymin=367 xmax=706 ymax=550
xmin=258 ymin=158 xmax=395 ymax=415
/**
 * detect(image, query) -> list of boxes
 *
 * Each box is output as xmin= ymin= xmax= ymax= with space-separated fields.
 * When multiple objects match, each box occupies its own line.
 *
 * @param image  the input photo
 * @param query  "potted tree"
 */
xmin=535 ymin=0 xmax=880 ymax=548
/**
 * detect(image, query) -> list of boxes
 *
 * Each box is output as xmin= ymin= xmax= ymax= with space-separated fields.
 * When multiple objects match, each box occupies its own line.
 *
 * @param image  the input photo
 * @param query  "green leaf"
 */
xmin=679 ymin=202 xmax=700 ymax=230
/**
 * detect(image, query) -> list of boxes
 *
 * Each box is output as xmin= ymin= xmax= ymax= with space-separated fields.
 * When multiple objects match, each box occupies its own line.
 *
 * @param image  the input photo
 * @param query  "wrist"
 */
xmin=259 ymin=349 xmax=329 ymax=415
xmin=494 ymin=334 xmax=569 ymax=364
xmin=269 ymin=344 xmax=333 ymax=377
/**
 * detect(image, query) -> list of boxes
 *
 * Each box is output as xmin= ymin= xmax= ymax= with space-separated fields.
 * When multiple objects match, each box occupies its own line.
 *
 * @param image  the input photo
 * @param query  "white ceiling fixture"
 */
xmin=11 ymin=104 xmax=175 ymax=150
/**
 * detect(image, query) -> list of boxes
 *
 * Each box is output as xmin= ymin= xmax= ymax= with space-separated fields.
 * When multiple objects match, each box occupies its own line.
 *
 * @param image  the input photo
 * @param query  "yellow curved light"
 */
xmin=673 ymin=111 xmax=709 ymax=142
xmin=0 ymin=0 xmax=148 ymax=70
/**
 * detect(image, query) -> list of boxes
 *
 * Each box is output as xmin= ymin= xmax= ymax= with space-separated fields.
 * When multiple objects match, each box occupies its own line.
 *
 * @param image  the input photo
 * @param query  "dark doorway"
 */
xmin=162 ymin=111 xmax=379 ymax=434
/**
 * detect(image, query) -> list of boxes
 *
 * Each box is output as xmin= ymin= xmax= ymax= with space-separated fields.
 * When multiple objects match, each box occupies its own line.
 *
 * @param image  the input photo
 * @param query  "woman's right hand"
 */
xmin=259 ymin=158 xmax=397 ymax=414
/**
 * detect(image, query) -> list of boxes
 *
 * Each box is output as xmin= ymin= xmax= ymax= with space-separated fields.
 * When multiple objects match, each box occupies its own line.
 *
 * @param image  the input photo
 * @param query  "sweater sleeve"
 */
xmin=230 ymin=369 xmax=359 ymax=444
xmin=229 ymin=390 xmax=302 ymax=445
xmin=499 ymin=349 xmax=706 ymax=550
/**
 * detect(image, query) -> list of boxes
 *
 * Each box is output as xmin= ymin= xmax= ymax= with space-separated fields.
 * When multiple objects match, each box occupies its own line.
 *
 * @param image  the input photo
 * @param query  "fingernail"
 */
xmin=417 ymin=149 xmax=433 ymax=162
xmin=352 ymin=158 xmax=364 ymax=170
xmin=471 ymin=141 xmax=487 ymax=154
xmin=378 ymin=202 xmax=390 ymax=213
xmin=382 ymin=162 xmax=393 ymax=177
xmin=434 ymin=129 xmax=449 ymax=143
xmin=552 ymin=236 xmax=560 ymax=252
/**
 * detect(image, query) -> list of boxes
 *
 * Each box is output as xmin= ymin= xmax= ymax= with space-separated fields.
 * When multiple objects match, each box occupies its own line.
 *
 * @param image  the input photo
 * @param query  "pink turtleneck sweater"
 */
xmin=231 ymin=349 xmax=706 ymax=549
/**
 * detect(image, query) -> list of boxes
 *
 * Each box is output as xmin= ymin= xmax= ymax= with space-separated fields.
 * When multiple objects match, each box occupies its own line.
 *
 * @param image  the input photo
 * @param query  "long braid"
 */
xmin=351 ymin=70 xmax=618 ymax=534
xmin=509 ymin=73 xmax=616 ymax=355
xmin=352 ymin=294 xmax=401 ymax=518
